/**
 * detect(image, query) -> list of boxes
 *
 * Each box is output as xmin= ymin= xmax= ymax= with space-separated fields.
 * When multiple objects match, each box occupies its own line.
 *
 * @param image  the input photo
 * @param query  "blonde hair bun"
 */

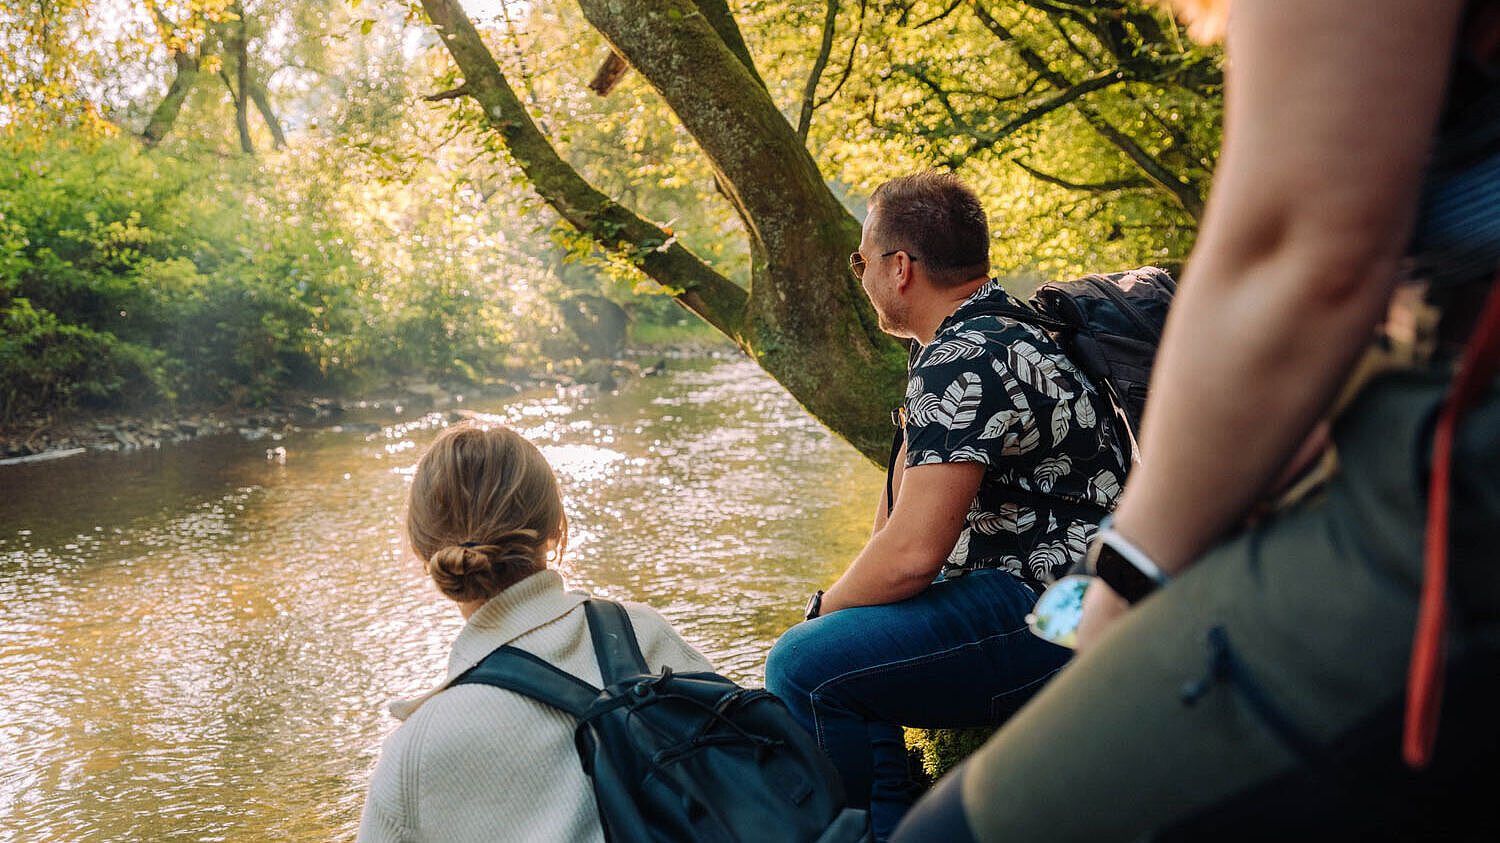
xmin=407 ymin=424 xmax=568 ymax=603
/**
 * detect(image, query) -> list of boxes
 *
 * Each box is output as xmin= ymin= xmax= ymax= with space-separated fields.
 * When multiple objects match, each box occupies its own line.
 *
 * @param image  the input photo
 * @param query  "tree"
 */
xmin=864 ymin=1 xmax=1221 ymax=223
xmin=139 ymin=0 xmax=291 ymax=151
xmin=421 ymin=0 xmax=908 ymax=462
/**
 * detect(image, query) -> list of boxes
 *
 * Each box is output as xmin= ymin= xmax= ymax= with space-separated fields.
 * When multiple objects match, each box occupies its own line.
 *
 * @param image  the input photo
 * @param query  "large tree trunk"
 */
xmin=420 ymin=0 xmax=907 ymax=462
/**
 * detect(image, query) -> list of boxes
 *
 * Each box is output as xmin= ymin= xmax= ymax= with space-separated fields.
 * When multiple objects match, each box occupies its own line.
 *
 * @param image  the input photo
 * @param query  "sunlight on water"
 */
xmin=0 ymin=357 xmax=882 ymax=842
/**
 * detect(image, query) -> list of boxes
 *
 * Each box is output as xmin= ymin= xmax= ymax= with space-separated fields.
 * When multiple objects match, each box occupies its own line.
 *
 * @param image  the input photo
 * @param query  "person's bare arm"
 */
xmin=1078 ymin=0 xmax=1466 ymax=647
xmin=821 ymin=460 xmax=983 ymax=614
xmin=872 ymin=439 xmax=907 ymax=535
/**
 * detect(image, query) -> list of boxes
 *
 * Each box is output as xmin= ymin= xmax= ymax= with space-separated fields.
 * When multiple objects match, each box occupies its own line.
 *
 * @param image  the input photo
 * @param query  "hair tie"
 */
xmin=459 ymin=541 xmax=480 ymax=548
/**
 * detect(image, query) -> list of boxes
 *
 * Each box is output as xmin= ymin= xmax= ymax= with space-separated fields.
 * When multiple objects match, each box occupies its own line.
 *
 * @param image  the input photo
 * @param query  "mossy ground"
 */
xmin=905 ymin=726 xmax=998 ymax=789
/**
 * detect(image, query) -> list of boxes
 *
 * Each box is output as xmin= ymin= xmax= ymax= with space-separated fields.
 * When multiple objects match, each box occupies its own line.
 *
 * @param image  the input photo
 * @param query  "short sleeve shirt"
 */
xmin=904 ymin=279 xmax=1128 ymax=583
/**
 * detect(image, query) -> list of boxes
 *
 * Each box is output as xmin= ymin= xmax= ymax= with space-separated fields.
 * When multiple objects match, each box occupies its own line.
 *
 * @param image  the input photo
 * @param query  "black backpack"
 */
xmin=451 ymin=599 xmax=872 ymax=843
xmin=1004 ymin=265 xmax=1177 ymax=455
xmin=886 ymin=266 xmax=1175 ymax=509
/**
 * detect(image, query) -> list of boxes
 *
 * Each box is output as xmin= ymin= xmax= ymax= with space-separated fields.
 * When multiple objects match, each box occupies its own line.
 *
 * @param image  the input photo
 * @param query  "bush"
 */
xmin=0 ymin=298 xmax=167 ymax=422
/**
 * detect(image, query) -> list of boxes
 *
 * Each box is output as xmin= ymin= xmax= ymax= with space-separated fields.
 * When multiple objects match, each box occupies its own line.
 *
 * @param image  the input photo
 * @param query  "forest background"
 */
xmin=0 ymin=0 xmax=1221 ymax=462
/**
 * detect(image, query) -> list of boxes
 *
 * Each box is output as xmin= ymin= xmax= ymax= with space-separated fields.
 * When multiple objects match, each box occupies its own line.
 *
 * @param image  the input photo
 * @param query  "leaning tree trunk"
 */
xmin=249 ymin=80 xmax=287 ymax=149
xmin=141 ymin=39 xmax=210 ymax=146
xmin=420 ymin=0 xmax=908 ymax=463
xmin=228 ymin=2 xmax=253 ymax=154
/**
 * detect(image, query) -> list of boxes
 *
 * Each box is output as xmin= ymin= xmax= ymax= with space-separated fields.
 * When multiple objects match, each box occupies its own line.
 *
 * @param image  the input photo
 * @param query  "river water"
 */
xmin=0 ymin=357 xmax=881 ymax=842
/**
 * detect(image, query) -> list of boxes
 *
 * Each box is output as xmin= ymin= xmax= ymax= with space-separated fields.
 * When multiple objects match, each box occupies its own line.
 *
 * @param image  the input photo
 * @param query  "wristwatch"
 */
xmin=1085 ymin=518 xmax=1169 ymax=604
xmin=804 ymin=589 xmax=825 ymax=621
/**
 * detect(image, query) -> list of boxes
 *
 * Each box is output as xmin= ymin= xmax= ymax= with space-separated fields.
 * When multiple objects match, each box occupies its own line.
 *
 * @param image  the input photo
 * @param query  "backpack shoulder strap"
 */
xmin=1082 ymin=274 xmax=1164 ymax=341
xmin=450 ymin=644 xmax=601 ymax=719
xmin=959 ymin=296 xmax=1070 ymax=333
xmin=583 ymin=599 xmax=649 ymax=686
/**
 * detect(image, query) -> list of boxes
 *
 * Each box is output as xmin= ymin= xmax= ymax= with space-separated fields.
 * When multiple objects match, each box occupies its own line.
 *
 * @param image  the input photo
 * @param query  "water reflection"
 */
xmin=0 ymin=357 xmax=881 ymax=841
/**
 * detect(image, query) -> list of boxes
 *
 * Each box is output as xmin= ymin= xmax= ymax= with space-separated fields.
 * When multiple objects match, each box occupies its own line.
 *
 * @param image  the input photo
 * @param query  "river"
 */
xmin=0 ymin=356 xmax=882 ymax=842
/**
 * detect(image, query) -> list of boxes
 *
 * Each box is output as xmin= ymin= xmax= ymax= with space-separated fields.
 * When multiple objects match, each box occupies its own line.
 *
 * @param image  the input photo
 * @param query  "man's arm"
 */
xmin=871 ymin=439 xmax=908 ymax=535
xmin=1077 ymin=0 xmax=1466 ymax=649
xmin=820 ymin=460 xmax=984 ymax=615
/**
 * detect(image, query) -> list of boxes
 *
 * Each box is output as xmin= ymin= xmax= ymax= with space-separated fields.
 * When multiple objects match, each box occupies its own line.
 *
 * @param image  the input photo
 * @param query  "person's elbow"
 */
xmin=878 ymin=532 xmax=952 ymax=595
xmin=1210 ymin=186 xmax=1413 ymax=315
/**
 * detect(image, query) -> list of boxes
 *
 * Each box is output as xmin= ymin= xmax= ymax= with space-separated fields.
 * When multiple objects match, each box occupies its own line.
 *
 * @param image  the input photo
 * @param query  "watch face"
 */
xmin=1093 ymin=543 xmax=1158 ymax=604
xmin=804 ymin=590 xmax=822 ymax=620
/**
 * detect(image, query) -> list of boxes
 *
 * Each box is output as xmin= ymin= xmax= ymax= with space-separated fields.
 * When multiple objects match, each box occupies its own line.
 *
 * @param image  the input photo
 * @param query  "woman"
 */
xmin=357 ymin=423 xmax=713 ymax=842
xmin=893 ymin=0 xmax=1500 ymax=840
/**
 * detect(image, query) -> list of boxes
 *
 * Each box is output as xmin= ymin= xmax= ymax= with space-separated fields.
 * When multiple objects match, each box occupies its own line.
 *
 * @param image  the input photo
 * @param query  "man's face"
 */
xmin=858 ymin=208 xmax=910 ymax=337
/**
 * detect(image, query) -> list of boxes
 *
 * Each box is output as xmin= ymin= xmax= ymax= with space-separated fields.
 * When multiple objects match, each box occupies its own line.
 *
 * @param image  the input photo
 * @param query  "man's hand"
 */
xmin=1075 ymin=579 xmax=1129 ymax=653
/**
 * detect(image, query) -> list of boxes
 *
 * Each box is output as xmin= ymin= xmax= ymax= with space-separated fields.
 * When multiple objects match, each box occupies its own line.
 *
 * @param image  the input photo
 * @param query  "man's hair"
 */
xmin=868 ymin=170 xmax=990 ymax=287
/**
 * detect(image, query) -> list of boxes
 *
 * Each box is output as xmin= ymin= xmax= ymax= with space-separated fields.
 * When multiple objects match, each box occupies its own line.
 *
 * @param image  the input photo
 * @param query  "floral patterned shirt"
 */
xmin=904 ymin=279 xmax=1127 ymax=584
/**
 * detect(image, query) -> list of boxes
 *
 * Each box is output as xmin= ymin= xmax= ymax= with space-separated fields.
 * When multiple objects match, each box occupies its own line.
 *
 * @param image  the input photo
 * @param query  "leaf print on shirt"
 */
xmin=946 ymin=527 xmax=972 ymax=565
xmin=1004 ymin=341 xmax=1076 ymax=401
xmin=910 ymin=449 xmax=946 ymax=466
xmin=971 ymin=502 xmax=1036 ymax=535
xmin=936 ymin=372 xmax=984 ymax=430
xmin=1090 ymin=469 xmax=1123 ymax=503
xmin=980 ymin=409 xmax=1021 ymax=440
xmin=1064 ymin=521 xmax=1097 ymax=561
xmin=907 ymin=375 xmax=925 ymax=401
xmin=1001 ymin=413 xmax=1041 ymax=457
xmin=948 ymin=445 xmax=991 ymax=464
xmin=1050 ymin=400 xmax=1071 ymax=446
xmin=907 ymin=391 xmax=942 ymax=426
xmin=1074 ymin=393 xmax=1097 ymax=429
xmin=994 ymin=358 xmax=1032 ymax=413
xmin=1027 ymin=542 xmax=1071 ymax=580
xmin=1033 ymin=455 xmax=1072 ymax=492
xmin=923 ymin=330 xmax=990 ymax=367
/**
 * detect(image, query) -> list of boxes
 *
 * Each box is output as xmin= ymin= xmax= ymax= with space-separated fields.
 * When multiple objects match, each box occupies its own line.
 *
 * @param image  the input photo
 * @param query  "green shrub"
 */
xmin=905 ymin=726 xmax=998 ymax=786
xmin=0 ymin=298 xmax=167 ymax=421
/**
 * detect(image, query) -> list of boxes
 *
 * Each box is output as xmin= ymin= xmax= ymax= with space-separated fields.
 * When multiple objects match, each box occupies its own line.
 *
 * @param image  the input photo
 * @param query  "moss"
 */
xmin=905 ymin=726 xmax=998 ymax=787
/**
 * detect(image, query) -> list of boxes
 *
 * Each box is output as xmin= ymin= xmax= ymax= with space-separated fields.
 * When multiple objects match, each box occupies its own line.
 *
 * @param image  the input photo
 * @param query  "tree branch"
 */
xmin=914 ymin=0 xmax=964 ymax=28
xmin=1012 ymin=159 xmax=1150 ymax=193
xmin=418 ymin=0 xmax=749 ymax=341
xmin=796 ymin=0 xmax=840 ymax=140
xmin=815 ymin=0 xmax=867 ymax=109
xmin=587 ymin=51 xmax=629 ymax=96
xmin=424 ymin=85 xmax=473 ymax=101
xmin=248 ymin=79 xmax=286 ymax=148
xmin=1077 ymin=104 xmax=1204 ymax=218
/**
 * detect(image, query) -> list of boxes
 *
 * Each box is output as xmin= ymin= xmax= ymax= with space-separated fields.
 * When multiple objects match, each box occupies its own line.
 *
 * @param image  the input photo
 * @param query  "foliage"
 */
xmin=1 ymin=0 xmax=1224 ymax=443
xmin=905 ymin=726 xmax=998 ymax=784
xmin=0 ymin=128 xmax=557 ymax=421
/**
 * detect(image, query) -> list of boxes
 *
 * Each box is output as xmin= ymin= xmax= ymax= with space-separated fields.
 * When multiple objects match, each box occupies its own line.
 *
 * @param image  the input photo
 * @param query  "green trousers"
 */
xmin=957 ymin=368 xmax=1500 ymax=841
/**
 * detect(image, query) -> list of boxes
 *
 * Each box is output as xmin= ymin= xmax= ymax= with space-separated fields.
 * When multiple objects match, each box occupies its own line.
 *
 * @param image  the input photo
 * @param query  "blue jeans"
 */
xmin=764 ymin=569 xmax=1071 ymax=840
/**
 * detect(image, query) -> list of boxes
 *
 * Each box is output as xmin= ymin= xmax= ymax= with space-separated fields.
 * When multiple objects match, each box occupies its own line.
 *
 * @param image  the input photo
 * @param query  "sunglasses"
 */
xmin=1024 ymin=574 xmax=1093 ymax=649
xmin=848 ymin=249 xmax=914 ymax=281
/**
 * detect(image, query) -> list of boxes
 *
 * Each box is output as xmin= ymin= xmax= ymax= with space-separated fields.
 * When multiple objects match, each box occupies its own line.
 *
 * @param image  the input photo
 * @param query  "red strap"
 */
xmin=1405 ymin=268 xmax=1500 ymax=769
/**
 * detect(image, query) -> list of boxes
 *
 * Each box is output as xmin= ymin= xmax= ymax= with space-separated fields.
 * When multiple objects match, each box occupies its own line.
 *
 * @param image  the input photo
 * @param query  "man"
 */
xmin=764 ymin=171 xmax=1128 ymax=840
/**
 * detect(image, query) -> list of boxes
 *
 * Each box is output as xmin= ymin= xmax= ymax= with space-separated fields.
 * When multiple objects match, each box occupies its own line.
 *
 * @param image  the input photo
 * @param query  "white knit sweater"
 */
xmin=356 ymin=569 xmax=715 ymax=843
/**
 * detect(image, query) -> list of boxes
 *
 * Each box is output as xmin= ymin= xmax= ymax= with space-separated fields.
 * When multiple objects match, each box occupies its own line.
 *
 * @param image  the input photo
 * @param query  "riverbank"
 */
xmin=1 ymin=345 xmax=736 ymax=465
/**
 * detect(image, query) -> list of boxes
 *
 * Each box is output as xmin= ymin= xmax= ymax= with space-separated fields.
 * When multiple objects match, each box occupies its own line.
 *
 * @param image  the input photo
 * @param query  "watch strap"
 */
xmin=804 ymin=589 xmax=825 ymax=621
